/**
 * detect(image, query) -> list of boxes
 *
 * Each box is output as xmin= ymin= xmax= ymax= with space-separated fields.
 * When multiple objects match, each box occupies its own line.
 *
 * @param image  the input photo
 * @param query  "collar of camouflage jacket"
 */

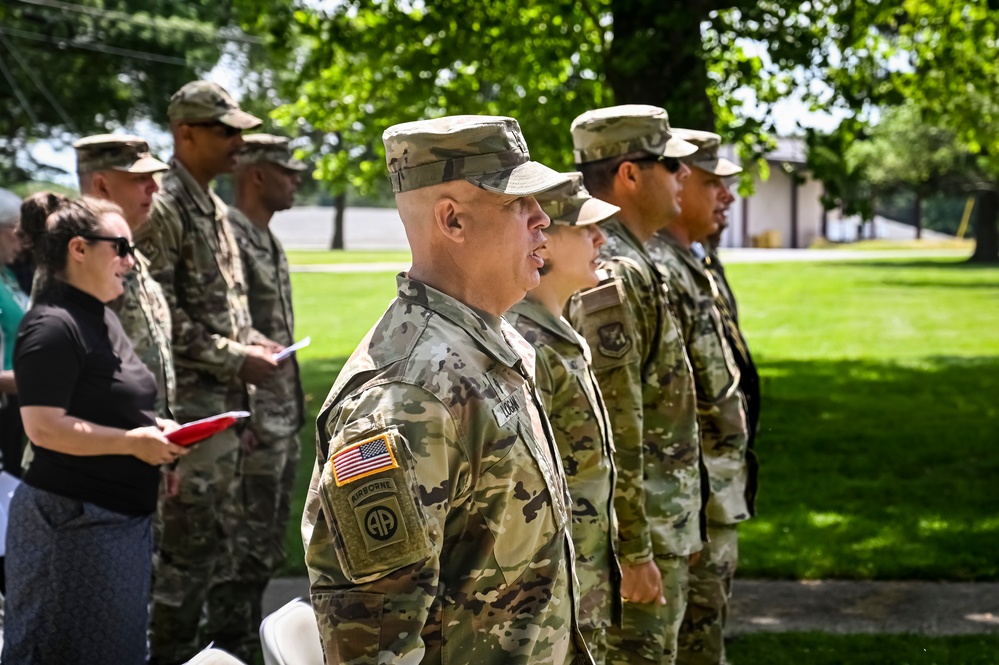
xmin=229 ymin=207 xmax=277 ymax=252
xmin=167 ymin=156 xmax=222 ymax=218
xmin=508 ymin=297 xmax=583 ymax=348
xmin=654 ymin=227 xmax=713 ymax=279
xmin=395 ymin=273 xmax=525 ymax=370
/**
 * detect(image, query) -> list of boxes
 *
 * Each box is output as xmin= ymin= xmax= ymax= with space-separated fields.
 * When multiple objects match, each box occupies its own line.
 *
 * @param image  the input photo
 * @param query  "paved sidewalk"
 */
xmin=263 ymin=577 xmax=999 ymax=636
xmin=288 ymin=249 xmax=969 ymax=274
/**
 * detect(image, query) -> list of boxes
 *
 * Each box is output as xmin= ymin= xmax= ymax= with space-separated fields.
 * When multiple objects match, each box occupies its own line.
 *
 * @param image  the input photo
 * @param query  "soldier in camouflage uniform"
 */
xmin=137 ymin=80 xmax=283 ymax=665
xmin=303 ymin=115 xmax=591 ymax=664
xmin=645 ymin=130 xmax=755 ymax=665
xmin=212 ymin=134 xmax=307 ymax=660
xmin=566 ymin=105 xmax=705 ymax=665
xmin=697 ymin=196 xmax=761 ymax=462
xmin=506 ymin=172 xmax=621 ymax=665
xmin=73 ymin=135 xmax=175 ymax=420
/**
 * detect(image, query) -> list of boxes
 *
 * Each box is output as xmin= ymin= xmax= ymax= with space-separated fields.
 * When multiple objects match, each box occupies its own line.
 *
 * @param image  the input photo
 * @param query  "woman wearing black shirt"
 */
xmin=2 ymin=194 xmax=188 ymax=664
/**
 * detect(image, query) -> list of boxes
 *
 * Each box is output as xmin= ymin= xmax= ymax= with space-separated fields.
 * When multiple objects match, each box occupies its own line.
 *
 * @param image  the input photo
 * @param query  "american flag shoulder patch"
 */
xmin=330 ymin=432 xmax=399 ymax=487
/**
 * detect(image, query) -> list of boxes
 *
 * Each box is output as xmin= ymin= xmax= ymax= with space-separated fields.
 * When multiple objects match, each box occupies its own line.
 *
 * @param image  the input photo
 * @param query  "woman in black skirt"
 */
xmin=2 ymin=194 xmax=189 ymax=664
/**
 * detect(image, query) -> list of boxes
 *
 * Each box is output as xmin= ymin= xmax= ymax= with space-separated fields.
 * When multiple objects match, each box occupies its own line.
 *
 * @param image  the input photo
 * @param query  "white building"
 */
xmin=720 ymin=137 xmax=828 ymax=249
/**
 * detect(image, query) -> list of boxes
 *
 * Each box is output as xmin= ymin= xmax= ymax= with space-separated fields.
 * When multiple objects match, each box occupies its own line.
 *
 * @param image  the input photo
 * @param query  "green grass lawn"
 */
xmin=286 ymin=249 xmax=411 ymax=265
xmin=727 ymin=633 xmax=999 ymax=664
xmin=280 ymin=258 xmax=999 ymax=580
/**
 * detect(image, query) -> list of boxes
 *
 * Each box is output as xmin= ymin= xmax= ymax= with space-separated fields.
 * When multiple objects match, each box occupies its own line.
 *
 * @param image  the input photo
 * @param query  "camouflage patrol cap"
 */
xmin=73 ymin=134 xmax=169 ymax=175
xmin=236 ymin=134 xmax=307 ymax=171
xmin=535 ymin=172 xmax=619 ymax=226
xmin=571 ymin=104 xmax=697 ymax=164
xmin=382 ymin=115 xmax=569 ymax=195
xmin=673 ymin=128 xmax=743 ymax=177
xmin=167 ymin=80 xmax=262 ymax=129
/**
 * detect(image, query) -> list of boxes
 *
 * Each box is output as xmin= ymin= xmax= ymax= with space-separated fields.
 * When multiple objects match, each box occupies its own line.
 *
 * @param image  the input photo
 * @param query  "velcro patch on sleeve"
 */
xmin=331 ymin=433 xmax=399 ymax=486
xmin=320 ymin=426 xmax=434 ymax=583
xmin=580 ymin=279 xmax=624 ymax=314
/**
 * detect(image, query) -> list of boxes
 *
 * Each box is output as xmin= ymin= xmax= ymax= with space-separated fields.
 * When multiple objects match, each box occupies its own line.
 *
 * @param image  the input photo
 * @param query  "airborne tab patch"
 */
xmin=331 ymin=433 xmax=399 ymax=486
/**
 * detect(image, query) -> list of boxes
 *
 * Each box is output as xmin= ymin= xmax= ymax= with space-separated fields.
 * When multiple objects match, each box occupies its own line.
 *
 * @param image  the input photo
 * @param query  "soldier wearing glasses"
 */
xmin=137 ymin=80 xmax=284 ymax=664
xmin=568 ymin=105 xmax=706 ymax=665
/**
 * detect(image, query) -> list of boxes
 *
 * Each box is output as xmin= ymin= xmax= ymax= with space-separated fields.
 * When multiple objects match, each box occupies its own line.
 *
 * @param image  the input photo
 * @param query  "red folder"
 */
xmin=165 ymin=411 xmax=251 ymax=447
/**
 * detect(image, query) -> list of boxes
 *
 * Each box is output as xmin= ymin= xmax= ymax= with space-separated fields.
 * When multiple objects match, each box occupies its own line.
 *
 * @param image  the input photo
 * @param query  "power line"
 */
xmin=0 ymin=25 xmax=217 ymax=69
xmin=12 ymin=0 xmax=265 ymax=46
xmin=0 ymin=51 xmax=40 ymax=124
xmin=0 ymin=31 xmax=77 ymax=131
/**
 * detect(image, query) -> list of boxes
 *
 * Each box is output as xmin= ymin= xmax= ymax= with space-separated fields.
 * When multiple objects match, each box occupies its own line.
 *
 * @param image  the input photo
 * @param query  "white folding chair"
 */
xmin=182 ymin=646 xmax=248 ymax=664
xmin=260 ymin=597 xmax=324 ymax=665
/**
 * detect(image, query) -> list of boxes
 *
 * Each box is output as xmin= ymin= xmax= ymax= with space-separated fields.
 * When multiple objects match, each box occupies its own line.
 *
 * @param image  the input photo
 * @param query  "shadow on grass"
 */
xmin=742 ymin=356 xmax=999 ymax=581
xmin=727 ymin=633 xmax=999 ymax=665
xmin=281 ymin=355 xmax=999 ymax=581
xmin=831 ymin=260 xmax=999 ymax=270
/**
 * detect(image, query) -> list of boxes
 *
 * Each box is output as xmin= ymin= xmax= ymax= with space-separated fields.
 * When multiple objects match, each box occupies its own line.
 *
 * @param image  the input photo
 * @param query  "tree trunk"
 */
xmin=970 ymin=189 xmax=999 ymax=263
xmin=330 ymin=191 xmax=346 ymax=250
xmin=913 ymin=192 xmax=922 ymax=240
xmin=605 ymin=0 xmax=714 ymax=130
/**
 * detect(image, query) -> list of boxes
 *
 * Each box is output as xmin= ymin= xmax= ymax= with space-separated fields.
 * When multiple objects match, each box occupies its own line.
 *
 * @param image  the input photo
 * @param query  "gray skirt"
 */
xmin=2 ymin=482 xmax=153 ymax=664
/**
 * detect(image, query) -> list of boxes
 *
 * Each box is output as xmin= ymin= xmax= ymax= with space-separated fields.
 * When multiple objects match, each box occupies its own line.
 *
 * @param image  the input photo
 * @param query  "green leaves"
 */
xmin=269 ymin=0 xmax=835 ymax=196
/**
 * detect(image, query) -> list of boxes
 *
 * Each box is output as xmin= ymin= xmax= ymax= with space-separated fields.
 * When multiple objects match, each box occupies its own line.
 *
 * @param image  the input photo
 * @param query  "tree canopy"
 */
xmin=270 ymin=0 xmax=841 ymax=196
xmin=0 ymin=0 xmax=275 ymax=181
xmin=811 ymin=0 xmax=999 ymax=260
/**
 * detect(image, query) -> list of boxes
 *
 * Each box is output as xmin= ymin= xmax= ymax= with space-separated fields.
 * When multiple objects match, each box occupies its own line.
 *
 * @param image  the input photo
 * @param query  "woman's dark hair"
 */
xmin=18 ymin=191 xmax=64 ymax=259
xmin=21 ymin=192 xmax=123 ymax=278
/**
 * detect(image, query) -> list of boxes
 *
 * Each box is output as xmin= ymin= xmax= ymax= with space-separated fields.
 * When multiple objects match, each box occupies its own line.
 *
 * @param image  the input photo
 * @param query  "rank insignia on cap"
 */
xmin=331 ymin=433 xmax=399 ymax=486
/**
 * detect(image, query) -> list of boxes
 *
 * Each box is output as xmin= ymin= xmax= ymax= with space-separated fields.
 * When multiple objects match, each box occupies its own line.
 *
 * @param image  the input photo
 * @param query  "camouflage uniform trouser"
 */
xmin=582 ymin=626 xmax=608 ymax=665
xmin=150 ymin=428 xmax=240 ymax=665
xmin=206 ymin=432 xmax=301 ymax=662
xmin=676 ymin=524 xmax=739 ymax=665
xmin=607 ymin=555 xmax=690 ymax=665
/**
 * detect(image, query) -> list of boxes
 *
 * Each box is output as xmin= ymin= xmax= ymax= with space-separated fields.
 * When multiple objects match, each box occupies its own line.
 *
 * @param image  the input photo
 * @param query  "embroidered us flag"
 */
xmin=331 ymin=434 xmax=399 ymax=486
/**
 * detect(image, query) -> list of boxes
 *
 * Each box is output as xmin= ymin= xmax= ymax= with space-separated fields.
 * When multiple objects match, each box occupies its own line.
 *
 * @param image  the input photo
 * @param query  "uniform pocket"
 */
xmin=478 ymin=419 xmax=561 ymax=586
xmin=311 ymin=590 xmax=384 ymax=664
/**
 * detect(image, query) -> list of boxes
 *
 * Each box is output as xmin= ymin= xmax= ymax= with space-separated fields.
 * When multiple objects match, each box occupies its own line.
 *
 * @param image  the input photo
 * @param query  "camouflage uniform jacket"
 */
xmin=703 ymin=248 xmax=738 ymax=324
xmin=647 ymin=231 xmax=751 ymax=524
xmin=107 ymin=249 xmax=176 ymax=418
xmin=702 ymin=247 xmax=759 ymax=515
xmin=230 ymin=208 xmax=304 ymax=440
xmin=507 ymin=298 xmax=620 ymax=632
xmin=568 ymin=219 xmax=703 ymax=563
xmin=302 ymin=274 xmax=591 ymax=665
xmin=137 ymin=157 xmax=262 ymax=421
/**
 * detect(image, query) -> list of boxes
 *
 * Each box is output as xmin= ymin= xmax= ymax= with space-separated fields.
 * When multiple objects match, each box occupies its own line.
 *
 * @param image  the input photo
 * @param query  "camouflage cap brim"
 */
xmin=118 ymin=154 xmax=170 ymax=174
xmin=275 ymin=157 xmax=308 ymax=172
xmin=551 ymin=197 xmax=620 ymax=226
xmin=218 ymin=108 xmax=263 ymax=130
xmin=690 ymin=156 xmax=743 ymax=177
xmin=663 ymin=135 xmax=698 ymax=158
xmin=468 ymin=160 xmax=570 ymax=197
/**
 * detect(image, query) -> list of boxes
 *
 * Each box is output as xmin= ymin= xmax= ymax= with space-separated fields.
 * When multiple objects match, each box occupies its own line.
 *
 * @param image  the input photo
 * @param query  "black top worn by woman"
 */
xmin=13 ymin=283 xmax=160 ymax=515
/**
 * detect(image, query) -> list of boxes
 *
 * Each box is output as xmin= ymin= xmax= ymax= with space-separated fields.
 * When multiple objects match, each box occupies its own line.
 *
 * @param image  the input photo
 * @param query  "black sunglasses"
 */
xmin=81 ymin=235 xmax=136 ymax=259
xmin=615 ymin=155 xmax=683 ymax=174
xmin=185 ymin=121 xmax=242 ymax=138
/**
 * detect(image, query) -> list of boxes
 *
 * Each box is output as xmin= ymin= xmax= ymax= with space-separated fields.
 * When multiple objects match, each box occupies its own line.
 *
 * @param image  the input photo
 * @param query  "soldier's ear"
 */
xmin=613 ymin=161 xmax=642 ymax=193
xmin=252 ymin=167 xmax=266 ymax=187
xmin=433 ymin=197 xmax=465 ymax=243
xmin=92 ymin=173 xmax=111 ymax=199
